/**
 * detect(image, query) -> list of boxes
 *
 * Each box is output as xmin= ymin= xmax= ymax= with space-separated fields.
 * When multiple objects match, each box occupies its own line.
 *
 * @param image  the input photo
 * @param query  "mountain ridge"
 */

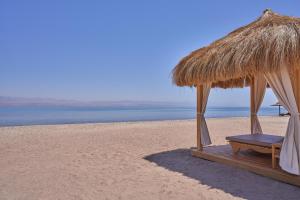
xmin=0 ymin=96 xmax=195 ymax=107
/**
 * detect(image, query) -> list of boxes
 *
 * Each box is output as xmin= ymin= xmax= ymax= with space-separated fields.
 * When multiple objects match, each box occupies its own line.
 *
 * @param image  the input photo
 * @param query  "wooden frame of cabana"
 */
xmin=172 ymin=9 xmax=300 ymax=186
xmin=193 ymin=72 xmax=300 ymax=186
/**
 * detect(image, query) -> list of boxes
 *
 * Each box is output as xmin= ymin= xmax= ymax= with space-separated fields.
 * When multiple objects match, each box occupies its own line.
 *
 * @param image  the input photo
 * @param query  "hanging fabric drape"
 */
xmin=251 ymin=75 xmax=267 ymax=134
xmin=264 ymin=66 xmax=300 ymax=175
xmin=198 ymin=83 xmax=212 ymax=146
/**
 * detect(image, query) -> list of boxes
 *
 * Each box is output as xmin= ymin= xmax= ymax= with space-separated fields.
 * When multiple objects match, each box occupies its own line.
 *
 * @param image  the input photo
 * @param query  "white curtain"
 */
xmin=264 ymin=66 xmax=300 ymax=175
xmin=251 ymin=75 xmax=267 ymax=134
xmin=198 ymin=84 xmax=212 ymax=146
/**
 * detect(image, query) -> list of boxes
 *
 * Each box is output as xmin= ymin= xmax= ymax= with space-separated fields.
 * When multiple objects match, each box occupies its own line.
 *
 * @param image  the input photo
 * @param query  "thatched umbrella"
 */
xmin=172 ymin=9 xmax=300 ymax=88
xmin=271 ymin=102 xmax=290 ymax=116
xmin=172 ymin=9 xmax=300 ymax=176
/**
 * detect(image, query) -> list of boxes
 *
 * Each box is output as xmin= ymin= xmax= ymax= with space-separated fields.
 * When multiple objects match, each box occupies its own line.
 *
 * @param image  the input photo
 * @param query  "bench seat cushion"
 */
xmin=226 ymin=134 xmax=284 ymax=147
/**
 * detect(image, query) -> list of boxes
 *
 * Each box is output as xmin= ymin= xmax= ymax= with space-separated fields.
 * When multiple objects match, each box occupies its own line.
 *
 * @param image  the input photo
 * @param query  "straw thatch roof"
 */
xmin=172 ymin=9 xmax=300 ymax=88
xmin=271 ymin=102 xmax=281 ymax=106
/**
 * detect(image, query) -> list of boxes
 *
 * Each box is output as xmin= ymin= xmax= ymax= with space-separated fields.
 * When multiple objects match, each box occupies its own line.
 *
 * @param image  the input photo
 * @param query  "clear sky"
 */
xmin=1 ymin=0 xmax=299 ymax=106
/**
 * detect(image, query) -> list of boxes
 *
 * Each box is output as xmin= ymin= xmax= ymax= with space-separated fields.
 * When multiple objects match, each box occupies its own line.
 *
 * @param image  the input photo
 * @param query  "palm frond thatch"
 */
xmin=172 ymin=9 xmax=300 ymax=88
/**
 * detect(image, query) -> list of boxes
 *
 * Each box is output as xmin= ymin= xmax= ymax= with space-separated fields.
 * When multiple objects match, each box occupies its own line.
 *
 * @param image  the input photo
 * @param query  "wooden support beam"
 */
xmin=293 ymin=69 xmax=300 ymax=112
xmin=250 ymin=77 xmax=255 ymax=134
xmin=197 ymin=85 xmax=203 ymax=151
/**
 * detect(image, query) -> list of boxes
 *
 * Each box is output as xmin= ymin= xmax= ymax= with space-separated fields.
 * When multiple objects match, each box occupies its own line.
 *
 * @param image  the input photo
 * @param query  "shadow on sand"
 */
xmin=144 ymin=148 xmax=300 ymax=200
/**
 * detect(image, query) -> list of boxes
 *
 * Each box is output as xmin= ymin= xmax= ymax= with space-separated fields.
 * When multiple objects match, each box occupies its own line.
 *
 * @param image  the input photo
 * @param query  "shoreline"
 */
xmin=0 ymin=115 xmax=284 ymax=128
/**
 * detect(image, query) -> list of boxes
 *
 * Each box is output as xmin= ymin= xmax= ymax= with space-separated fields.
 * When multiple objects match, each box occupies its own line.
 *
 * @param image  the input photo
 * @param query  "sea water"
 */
xmin=0 ymin=106 xmax=284 ymax=126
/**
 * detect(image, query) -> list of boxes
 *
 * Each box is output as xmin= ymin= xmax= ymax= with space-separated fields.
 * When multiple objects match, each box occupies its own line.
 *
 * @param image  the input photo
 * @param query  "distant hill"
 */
xmin=0 ymin=96 xmax=194 ymax=108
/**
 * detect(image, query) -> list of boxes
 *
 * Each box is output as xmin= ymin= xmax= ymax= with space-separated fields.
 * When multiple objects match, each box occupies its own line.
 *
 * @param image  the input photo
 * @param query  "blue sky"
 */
xmin=0 ymin=0 xmax=299 ymax=106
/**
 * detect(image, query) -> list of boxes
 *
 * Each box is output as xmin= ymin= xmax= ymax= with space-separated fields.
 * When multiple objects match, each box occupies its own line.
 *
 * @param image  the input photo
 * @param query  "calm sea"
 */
xmin=0 ymin=106 xmax=284 ymax=126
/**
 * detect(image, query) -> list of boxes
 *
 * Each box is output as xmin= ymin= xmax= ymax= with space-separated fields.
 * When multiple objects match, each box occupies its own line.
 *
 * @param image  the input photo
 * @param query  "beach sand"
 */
xmin=0 ymin=116 xmax=300 ymax=200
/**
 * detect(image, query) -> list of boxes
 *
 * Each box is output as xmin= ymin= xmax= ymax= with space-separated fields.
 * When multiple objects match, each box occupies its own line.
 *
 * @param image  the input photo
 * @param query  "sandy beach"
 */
xmin=1 ymin=116 xmax=300 ymax=200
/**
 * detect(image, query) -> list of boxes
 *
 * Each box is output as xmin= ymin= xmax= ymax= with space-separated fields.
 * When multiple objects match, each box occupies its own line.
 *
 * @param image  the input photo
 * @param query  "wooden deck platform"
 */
xmin=191 ymin=145 xmax=300 ymax=186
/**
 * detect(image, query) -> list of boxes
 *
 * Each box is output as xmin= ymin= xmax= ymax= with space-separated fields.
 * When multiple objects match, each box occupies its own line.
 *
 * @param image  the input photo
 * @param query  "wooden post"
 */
xmin=250 ymin=77 xmax=255 ymax=134
xmin=197 ymin=85 xmax=203 ymax=150
xmin=279 ymin=105 xmax=281 ymax=116
xmin=293 ymin=69 xmax=300 ymax=112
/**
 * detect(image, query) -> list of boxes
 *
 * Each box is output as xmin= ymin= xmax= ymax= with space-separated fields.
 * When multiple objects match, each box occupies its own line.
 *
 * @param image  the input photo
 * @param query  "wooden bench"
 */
xmin=226 ymin=134 xmax=283 ymax=169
